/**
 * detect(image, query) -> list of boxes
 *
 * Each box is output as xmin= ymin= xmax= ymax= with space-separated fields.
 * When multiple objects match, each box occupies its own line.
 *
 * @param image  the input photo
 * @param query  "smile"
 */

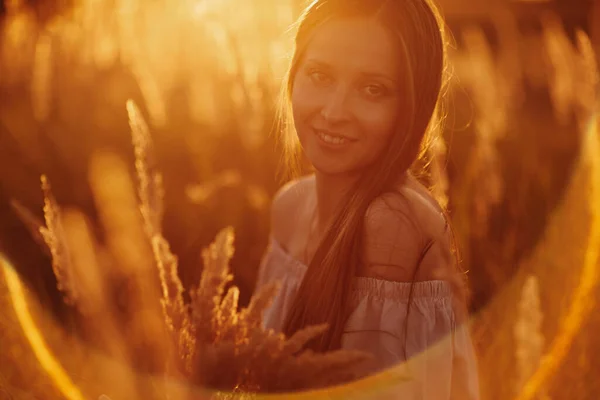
xmin=314 ymin=129 xmax=355 ymax=146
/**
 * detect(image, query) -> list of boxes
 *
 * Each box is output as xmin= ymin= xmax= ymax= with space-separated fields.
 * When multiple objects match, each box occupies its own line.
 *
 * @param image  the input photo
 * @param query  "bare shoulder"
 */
xmin=361 ymin=176 xmax=454 ymax=282
xmin=270 ymin=174 xmax=314 ymax=246
xmin=397 ymin=175 xmax=448 ymax=238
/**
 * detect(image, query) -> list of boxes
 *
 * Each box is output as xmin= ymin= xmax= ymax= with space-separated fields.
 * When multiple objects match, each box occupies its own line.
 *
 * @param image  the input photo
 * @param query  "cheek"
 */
xmin=361 ymin=104 xmax=398 ymax=143
xmin=291 ymin=77 xmax=317 ymax=124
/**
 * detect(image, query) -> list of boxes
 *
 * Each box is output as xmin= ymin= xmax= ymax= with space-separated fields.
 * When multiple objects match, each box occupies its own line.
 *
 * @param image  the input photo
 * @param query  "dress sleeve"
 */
xmin=341 ymin=279 xmax=480 ymax=400
xmin=254 ymin=236 xmax=274 ymax=291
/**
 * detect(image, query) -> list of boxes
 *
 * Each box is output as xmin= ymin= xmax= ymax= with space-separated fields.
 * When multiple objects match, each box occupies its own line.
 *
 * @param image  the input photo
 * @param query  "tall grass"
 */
xmin=0 ymin=98 xmax=373 ymax=398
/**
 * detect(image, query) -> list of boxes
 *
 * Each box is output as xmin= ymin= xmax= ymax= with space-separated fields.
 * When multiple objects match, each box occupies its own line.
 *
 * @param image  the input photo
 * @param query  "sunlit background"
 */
xmin=0 ymin=0 xmax=599 ymax=399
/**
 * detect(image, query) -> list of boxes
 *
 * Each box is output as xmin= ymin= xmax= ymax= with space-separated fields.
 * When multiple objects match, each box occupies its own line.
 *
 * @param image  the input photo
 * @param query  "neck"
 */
xmin=312 ymin=170 xmax=361 ymax=233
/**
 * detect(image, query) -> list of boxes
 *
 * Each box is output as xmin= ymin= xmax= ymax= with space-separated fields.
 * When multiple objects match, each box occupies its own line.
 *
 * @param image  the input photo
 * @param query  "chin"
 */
xmin=312 ymin=165 xmax=349 ymax=176
xmin=301 ymin=138 xmax=376 ymax=177
xmin=310 ymin=159 xmax=364 ymax=177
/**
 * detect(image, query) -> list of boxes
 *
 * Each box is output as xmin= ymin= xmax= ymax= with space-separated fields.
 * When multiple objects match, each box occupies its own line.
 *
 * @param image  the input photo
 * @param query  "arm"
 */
xmin=360 ymin=191 xmax=454 ymax=283
xmin=255 ymin=175 xmax=312 ymax=289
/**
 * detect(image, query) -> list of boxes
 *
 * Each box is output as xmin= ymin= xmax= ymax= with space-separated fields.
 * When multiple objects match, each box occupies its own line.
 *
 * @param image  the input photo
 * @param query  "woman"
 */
xmin=256 ymin=0 xmax=480 ymax=397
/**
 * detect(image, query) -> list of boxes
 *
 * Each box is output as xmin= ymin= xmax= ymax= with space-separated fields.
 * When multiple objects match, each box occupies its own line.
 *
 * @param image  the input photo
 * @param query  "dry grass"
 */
xmin=4 ymin=99 xmax=373 ymax=399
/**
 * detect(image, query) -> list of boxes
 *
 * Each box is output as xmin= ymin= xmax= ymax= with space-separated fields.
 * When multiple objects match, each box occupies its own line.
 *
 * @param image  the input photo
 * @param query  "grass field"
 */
xmin=0 ymin=0 xmax=598 ymax=399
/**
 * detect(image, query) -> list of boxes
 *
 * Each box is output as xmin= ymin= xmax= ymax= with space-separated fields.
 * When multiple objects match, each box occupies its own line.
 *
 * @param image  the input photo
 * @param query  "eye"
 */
xmin=307 ymin=69 xmax=332 ymax=86
xmin=362 ymin=84 xmax=388 ymax=99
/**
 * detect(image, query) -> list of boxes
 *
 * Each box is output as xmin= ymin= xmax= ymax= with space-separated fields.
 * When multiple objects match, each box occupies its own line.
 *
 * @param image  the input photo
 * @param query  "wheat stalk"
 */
xmin=39 ymin=175 xmax=78 ymax=307
xmin=514 ymin=275 xmax=545 ymax=398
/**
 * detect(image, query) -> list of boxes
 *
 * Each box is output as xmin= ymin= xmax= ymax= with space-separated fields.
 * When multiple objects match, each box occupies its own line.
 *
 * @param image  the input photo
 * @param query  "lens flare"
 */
xmin=1 ymin=256 xmax=85 ymax=400
xmin=516 ymin=113 xmax=600 ymax=400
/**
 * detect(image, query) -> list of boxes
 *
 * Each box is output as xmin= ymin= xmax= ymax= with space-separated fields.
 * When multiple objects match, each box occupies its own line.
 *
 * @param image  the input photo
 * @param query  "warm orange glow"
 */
xmin=1 ymin=256 xmax=85 ymax=400
xmin=516 ymin=113 xmax=600 ymax=400
xmin=1 ymin=0 xmax=599 ymax=398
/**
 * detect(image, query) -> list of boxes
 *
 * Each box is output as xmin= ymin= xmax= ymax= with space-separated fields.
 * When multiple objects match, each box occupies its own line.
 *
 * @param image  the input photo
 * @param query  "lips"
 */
xmin=313 ymin=127 xmax=357 ymax=146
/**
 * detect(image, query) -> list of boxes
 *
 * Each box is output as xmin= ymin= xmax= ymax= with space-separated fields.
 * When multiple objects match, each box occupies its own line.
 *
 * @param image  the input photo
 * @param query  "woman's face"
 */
xmin=291 ymin=17 xmax=403 ymax=176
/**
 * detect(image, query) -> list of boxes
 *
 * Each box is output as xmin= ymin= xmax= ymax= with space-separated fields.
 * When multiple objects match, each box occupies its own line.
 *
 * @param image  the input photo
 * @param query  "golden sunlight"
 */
xmin=1 ymin=255 xmax=85 ymax=400
xmin=0 ymin=0 xmax=598 ymax=399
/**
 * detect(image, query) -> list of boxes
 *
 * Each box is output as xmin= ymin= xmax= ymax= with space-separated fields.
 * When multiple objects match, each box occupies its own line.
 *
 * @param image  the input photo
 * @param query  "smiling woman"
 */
xmin=292 ymin=17 xmax=402 ymax=175
xmin=256 ymin=0 xmax=480 ymax=398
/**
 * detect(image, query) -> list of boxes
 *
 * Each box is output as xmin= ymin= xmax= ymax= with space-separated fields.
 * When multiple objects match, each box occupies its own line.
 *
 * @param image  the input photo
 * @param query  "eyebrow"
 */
xmin=304 ymin=58 xmax=399 ymax=86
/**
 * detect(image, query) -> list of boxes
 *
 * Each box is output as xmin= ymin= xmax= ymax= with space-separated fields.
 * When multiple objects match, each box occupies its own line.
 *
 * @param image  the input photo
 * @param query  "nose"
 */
xmin=320 ymin=86 xmax=350 ymax=124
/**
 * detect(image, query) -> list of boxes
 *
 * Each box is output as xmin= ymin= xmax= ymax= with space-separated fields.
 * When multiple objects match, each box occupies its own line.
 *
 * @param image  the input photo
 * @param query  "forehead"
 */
xmin=302 ymin=17 xmax=401 ymax=76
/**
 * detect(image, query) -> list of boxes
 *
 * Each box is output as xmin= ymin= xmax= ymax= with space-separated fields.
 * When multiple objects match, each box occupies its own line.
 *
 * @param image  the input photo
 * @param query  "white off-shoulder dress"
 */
xmin=255 ymin=237 xmax=481 ymax=399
